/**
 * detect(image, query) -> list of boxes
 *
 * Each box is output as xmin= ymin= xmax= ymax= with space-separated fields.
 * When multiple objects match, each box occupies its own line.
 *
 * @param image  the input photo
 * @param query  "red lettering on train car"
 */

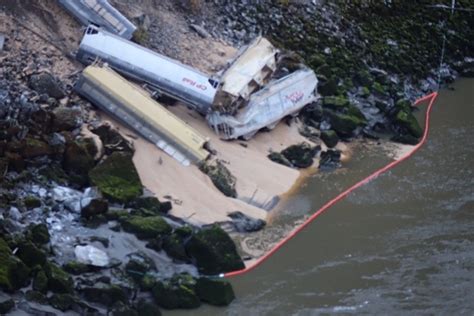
xmin=286 ymin=91 xmax=304 ymax=104
xmin=182 ymin=78 xmax=207 ymax=91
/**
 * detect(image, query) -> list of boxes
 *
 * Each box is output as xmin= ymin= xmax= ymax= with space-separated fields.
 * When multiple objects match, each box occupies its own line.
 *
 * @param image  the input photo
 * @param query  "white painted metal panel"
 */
xmin=207 ymin=68 xmax=318 ymax=140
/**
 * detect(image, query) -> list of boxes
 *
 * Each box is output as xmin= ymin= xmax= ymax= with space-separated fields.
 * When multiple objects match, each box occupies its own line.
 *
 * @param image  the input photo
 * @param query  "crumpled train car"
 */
xmin=76 ymin=25 xmax=217 ymax=115
xmin=58 ymin=0 xmax=136 ymax=39
xmin=212 ymin=37 xmax=279 ymax=114
xmin=75 ymin=65 xmax=210 ymax=166
xmin=207 ymin=68 xmax=318 ymax=140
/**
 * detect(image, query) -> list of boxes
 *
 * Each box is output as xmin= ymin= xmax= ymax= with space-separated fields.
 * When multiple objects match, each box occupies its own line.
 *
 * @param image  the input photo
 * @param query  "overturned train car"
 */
xmin=76 ymin=25 xmax=217 ymax=115
xmin=58 ymin=0 xmax=136 ymax=39
xmin=75 ymin=65 xmax=210 ymax=166
xmin=207 ymin=68 xmax=318 ymax=140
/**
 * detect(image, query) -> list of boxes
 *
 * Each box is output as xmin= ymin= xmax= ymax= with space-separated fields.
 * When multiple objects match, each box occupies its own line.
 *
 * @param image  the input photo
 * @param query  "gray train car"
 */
xmin=207 ymin=68 xmax=318 ymax=140
xmin=58 ymin=0 xmax=136 ymax=39
xmin=76 ymin=25 xmax=218 ymax=115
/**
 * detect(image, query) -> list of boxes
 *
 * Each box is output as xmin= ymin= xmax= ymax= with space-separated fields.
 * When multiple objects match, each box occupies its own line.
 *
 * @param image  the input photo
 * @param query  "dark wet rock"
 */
xmin=393 ymin=109 xmax=422 ymax=139
xmin=0 ymin=298 xmax=15 ymax=314
xmin=82 ymin=284 xmax=128 ymax=307
xmin=29 ymin=223 xmax=50 ymax=245
xmin=111 ymin=303 xmax=139 ymax=316
xmin=320 ymin=130 xmax=339 ymax=148
xmin=159 ymin=201 xmax=172 ymax=214
xmin=152 ymin=274 xmax=200 ymax=309
xmin=63 ymin=261 xmax=92 ymax=275
xmin=23 ymin=195 xmax=41 ymax=209
xmin=25 ymin=290 xmax=48 ymax=304
xmin=0 ymin=238 xmax=31 ymax=292
xmin=51 ymin=107 xmax=82 ymax=132
xmin=185 ymin=225 xmax=244 ymax=275
xmin=4 ymin=152 xmax=25 ymax=172
xmin=89 ymin=152 xmax=142 ymax=203
xmin=391 ymin=134 xmax=420 ymax=145
xmin=301 ymin=102 xmax=323 ymax=127
xmin=16 ymin=241 xmax=47 ymax=267
xmin=22 ymin=137 xmax=52 ymax=158
xmin=319 ymin=149 xmax=342 ymax=170
xmin=49 ymin=293 xmax=75 ymax=312
xmin=199 ymin=160 xmax=237 ymax=198
xmin=267 ymin=151 xmax=292 ymax=167
xmin=139 ymin=274 xmax=157 ymax=292
xmin=81 ymin=198 xmax=109 ymax=219
xmin=323 ymin=109 xmax=365 ymax=137
xmin=63 ymin=139 xmax=96 ymax=186
xmin=129 ymin=196 xmax=162 ymax=214
xmin=90 ymin=123 xmax=134 ymax=154
xmin=136 ymin=299 xmax=162 ymax=316
xmin=33 ymin=270 xmax=48 ymax=293
xmin=227 ymin=211 xmax=266 ymax=232
xmin=29 ymin=72 xmax=65 ymax=99
xmin=281 ymin=142 xmax=319 ymax=168
xmin=196 ymin=277 xmax=235 ymax=306
xmin=163 ymin=226 xmax=193 ymax=262
xmin=125 ymin=252 xmax=156 ymax=283
xmin=322 ymin=96 xmax=350 ymax=110
xmin=122 ymin=216 xmax=172 ymax=239
xmin=45 ymin=262 xmax=74 ymax=294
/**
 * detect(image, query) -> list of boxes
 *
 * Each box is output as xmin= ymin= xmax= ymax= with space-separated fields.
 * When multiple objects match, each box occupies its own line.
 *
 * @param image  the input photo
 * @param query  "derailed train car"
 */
xmin=58 ymin=0 xmax=136 ymax=39
xmin=75 ymin=65 xmax=210 ymax=166
xmin=207 ymin=68 xmax=318 ymax=140
xmin=76 ymin=25 xmax=218 ymax=115
xmin=212 ymin=37 xmax=279 ymax=114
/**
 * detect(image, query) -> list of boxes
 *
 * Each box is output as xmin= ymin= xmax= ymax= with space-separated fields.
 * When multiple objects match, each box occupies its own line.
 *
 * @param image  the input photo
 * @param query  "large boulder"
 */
xmin=81 ymin=198 xmax=109 ymax=219
xmin=22 ymin=137 xmax=52 ymax=158
xmin=227 ymin=211 xmax=266 ymax=233
xmin=29 ymin=72 xmax=65 ymax=99
xmin=136 ymin=299 xmax=162 ymax=316
xmin=0 ymin=299 xmax=15 ymax=314
xmin=90 ymin=123 xmax=134 ymax=154
xmin=323 ymin=109 xmax=365 ymax=137
xmin=82 ymin=284 xmax=128 ymax=307
xmin=185 ymin=225 xmax=244 ymax=275
xmin=51 ymin=107 xmax=82 ymax=132
xmin=122 ymin=216 xmax=172 ymax=239
xmin=63 ymin=139 xmax=96 ymax=186
xmin=0 ymin=238 xmax=31 ymax=292
xmin=125 ymin=252 xmax=156 ymax=283
xmin=152 ymin=274 xmax=200 ymax=309
xmin=28 ymin=223 xmax=50 ymax=245
xmin=45 ymin=262 xmax=74 ymax=294
xmin=15 ymin=241 xmax=47 ymax=267
xmin=393 ymin=109 xmax=423 ymax=139
xmin=89 ymin=152 xmax=142 ymax=203
xmin=281 ymin=142 xmax=319 ymax=168
xmin=199 ymin=160 xmax=237 ymax=198
xmin=196 ymin=277 xmax=235 ymax=306
xmin=320 ymin=130 xmax=339 ymax=148
xmin=319 ymin=149 xmax=342 ymax=170
xmin=267 ymin=152 xmax=292 ymax=167
xmin=162 ymin=226 xmax=193 ymax=262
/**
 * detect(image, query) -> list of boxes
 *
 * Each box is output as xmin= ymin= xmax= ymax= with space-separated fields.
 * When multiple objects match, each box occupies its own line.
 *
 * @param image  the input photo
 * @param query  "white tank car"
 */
xmin=207 ymin=68 xmax=318 ymax=140
xmin=58 ymin=0 xmax=136 ymax=39
xmin=76 ymin=25 xmax=218 ymax=115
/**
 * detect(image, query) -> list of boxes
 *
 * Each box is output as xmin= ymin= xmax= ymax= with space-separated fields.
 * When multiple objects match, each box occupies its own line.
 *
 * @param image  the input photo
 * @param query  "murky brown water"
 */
xmin=168 ymin=79 xmax=474 ymax=316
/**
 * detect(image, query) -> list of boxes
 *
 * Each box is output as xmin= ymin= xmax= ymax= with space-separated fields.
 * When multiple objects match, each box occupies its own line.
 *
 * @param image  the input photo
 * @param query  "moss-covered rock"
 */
xmin=49 ymin=293 xmax=75 ymax=312
xmin=82 ymin=284 xmax=128 ymax=307
xmin=51 ymin=107 xmax=82 ymax=132
xmin=45 ymin=262 xmax=74 ymax=294
xmin=324 ymin=109 xmax=365 ymax=137
xmin=22 ymin=137 xmax=52 ymax=158
xmin=0 ymin=298 xmax=15 ymax=314
xmin=89 ymin=152 xmax=142 ymax=203
xmin=199 ymin=160 xmax=237 ymax=198
xmin=267 ymin=151 xmax=293 ymax=167
xmin=111 ymin=303 xmax=139 ymax=316
xmin=0 ymin=238 xmax=31 ymax=292
xmin=322 ymin=96 xmax=350 ymax=109
xmin=33 ymin=269 xmax=48 ymax=293
xmin=25 ymin=290 xmax=48 ymax=304
xmin=393 ymin=109 xmax=423 ymax=138
xmin=125 ymin=252 xmax=156 ymax=283
xmin=185 ymin=225 xmax=244 ymax=275
xmin=136 ymin=299 xmax=162 ymax=316
xmin=162 ymin=226 xmax=193 ymax=262
xmin=152 ymin=274 xmax=200 ymax=309
xmin=63 ymin=261 xmax=92 ymax=275
xmin=29 ymin=223 xmax=50 ymax=245
xmin=196 ymin=277 xmax=235 ymax=306
xmin=16 ymin=241 xmax=47 ymax=267
xmin=281 ymin=142 xmax=319 ymax=168
xmin=23 ymin=195 xmax=41 ymax=209
xmin=129 ymin=196 xmax=162 ymax=214
xmin=320 ymin=130 xmax=339 ymax=148
xmin=122 ymin=216 xmax=172 ymax=239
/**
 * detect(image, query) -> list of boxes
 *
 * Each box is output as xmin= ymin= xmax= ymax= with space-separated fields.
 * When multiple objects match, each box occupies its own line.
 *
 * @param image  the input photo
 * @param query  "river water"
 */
xmin=169 ymin=79 xmax=474 ymax=316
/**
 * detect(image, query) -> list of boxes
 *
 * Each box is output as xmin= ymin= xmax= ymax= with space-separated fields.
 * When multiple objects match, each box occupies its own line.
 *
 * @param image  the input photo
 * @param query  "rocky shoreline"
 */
xmin=1 ymin=0 xmax=473 ymax=315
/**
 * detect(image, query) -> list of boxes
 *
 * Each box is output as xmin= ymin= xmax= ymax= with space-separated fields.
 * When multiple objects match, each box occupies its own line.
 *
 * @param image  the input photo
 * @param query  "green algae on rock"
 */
xmin=122 ymin=215 xmax=172 ymax=239
xmin=89 ymin=152 xmax=142 ymax=203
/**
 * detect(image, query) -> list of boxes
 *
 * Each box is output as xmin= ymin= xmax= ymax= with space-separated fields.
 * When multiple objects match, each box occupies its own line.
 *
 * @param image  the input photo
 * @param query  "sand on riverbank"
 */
xmin=94 ymin=103 xmax=321 ymax=226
